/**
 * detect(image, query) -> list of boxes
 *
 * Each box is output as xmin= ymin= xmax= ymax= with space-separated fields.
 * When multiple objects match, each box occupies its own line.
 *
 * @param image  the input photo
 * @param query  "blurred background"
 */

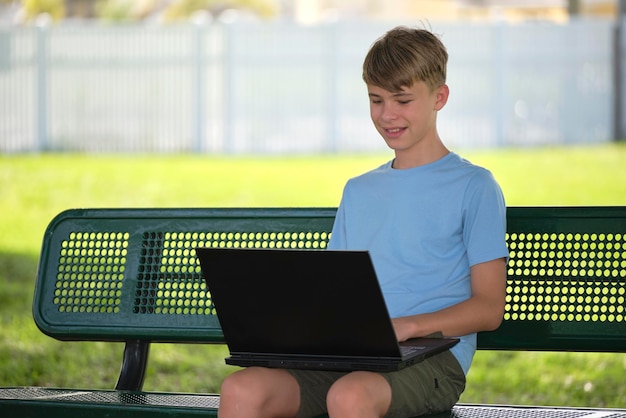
xmin=1 ymin=0 xmax=626 ymax=154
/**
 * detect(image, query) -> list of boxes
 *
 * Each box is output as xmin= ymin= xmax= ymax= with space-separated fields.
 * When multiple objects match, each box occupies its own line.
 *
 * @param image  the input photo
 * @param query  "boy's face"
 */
xmin=367 ymin=81 xmax=448 ymax=154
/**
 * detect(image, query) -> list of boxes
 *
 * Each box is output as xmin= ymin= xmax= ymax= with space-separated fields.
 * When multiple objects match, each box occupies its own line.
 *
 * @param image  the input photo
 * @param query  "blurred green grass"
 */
xmin=1 ymin=144 xmax=625 ymax=407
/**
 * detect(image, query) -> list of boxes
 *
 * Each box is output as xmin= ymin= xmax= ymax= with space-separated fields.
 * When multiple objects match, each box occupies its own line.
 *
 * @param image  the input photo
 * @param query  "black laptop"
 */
xmin=194 ymin=247 xmax=459 ymax=372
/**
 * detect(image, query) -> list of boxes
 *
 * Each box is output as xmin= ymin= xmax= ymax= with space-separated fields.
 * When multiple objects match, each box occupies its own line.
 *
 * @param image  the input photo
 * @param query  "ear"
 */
xmin=434 ymin=84 xmax=449 ymax=111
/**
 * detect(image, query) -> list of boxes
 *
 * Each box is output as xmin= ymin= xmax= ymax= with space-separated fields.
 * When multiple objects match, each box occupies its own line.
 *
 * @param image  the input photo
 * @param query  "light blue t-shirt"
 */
xmin=327 ymin=152 xmax=508 ymax=375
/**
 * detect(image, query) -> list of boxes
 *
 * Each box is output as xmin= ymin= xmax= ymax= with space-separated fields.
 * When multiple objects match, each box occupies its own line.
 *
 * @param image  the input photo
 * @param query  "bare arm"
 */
xmin=392 ymin=257 xmax=507 ymax=341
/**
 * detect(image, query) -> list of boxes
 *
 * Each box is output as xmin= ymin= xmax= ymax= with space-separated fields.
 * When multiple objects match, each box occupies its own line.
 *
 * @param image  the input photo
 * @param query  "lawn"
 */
xmin=1 ymin=143 xmax=625 ymax=407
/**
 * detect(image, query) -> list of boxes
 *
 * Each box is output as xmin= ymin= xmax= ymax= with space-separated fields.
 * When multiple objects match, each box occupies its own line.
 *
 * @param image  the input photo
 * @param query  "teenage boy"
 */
xmin=217 ymin=26 xmax=509 ymax=418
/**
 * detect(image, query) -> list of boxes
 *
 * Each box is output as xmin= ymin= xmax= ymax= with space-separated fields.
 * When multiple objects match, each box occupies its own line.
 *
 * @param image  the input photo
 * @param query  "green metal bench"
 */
xmin=1 ymin=206 xmax=625 ymax=418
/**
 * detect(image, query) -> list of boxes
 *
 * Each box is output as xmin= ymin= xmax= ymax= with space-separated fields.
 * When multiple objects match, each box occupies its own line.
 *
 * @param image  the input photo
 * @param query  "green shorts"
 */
xmin=287 ymin=350 xmax=466 ymax=418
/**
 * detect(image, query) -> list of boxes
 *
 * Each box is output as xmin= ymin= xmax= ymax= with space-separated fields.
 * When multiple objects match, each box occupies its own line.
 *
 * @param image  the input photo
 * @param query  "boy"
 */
xmin=218 ymin=26 xmax=509 ymax=418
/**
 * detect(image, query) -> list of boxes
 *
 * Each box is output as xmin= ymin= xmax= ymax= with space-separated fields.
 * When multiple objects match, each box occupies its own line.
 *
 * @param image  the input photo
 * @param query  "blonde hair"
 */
xmin=362 ymin=26 xmax=448 ymax=92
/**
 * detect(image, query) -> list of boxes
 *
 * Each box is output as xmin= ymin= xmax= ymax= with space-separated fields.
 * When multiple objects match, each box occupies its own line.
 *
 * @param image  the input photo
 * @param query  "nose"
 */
xmin=380 ymin=103 xmax=397 ymax=122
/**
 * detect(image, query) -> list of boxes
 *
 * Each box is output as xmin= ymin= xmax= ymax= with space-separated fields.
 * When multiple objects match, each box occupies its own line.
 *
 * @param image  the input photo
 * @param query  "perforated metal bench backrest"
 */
xmin=33 ymin=207 xmax=626 ymax=351
xmin=480 ymin=206 xmax=626 ymax=351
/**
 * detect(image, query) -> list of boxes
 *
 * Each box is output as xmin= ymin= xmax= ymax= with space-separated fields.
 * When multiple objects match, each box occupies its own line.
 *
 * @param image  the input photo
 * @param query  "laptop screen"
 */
xmin=195 ymin=248 xmax=402 ymax=358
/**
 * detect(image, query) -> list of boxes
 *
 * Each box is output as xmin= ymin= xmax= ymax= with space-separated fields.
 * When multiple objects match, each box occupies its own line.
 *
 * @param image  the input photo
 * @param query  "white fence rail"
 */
xmin=0 ymin=19 xmax=619 ymax=153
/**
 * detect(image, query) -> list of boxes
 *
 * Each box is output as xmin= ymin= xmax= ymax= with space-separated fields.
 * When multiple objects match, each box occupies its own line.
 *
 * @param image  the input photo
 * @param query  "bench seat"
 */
xmin=0 ymin=387 xmax=220 ymax=418
xmin=2 ymin=387 xmax=626 ymax=418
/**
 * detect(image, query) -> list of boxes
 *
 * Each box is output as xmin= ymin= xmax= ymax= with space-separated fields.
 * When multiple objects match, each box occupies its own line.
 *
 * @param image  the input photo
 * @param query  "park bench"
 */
xmin=0 ymin=206 xmax=625 ymax=418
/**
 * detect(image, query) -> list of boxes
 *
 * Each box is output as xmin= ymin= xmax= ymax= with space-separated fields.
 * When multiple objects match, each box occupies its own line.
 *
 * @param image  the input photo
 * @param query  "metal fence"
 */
xmin=0 ymin=18 xmax=618 ymax=154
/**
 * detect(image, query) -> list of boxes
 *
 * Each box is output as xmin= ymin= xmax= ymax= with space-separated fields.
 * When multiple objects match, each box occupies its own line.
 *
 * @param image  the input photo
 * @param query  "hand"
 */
xmin=390 ymin=316 xmax=418 ymax=342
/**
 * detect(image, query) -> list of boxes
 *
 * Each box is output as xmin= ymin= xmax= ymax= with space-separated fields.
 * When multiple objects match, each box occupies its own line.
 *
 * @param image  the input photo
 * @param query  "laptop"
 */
xmin=194 ymin=247 xmax=459 ymax=372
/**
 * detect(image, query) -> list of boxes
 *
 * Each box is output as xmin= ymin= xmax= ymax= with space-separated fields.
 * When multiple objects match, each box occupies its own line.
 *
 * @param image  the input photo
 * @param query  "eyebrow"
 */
xmin=368 ymin=91 xmax=413 ymax=99
xmin=393 ymin=92 xmax=413 ymax=98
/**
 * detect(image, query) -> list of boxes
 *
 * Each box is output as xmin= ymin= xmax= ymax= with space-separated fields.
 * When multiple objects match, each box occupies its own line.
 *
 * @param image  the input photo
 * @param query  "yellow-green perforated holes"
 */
xmin=162 ymin=230 xmax=330 ymax=251
xmin=133 ymin=230 xmax=331 ymax=315
xmin=54 ymin=232 xmax=129 ymax=313
xmin=505 ymin=232 xmax=626 ymax=323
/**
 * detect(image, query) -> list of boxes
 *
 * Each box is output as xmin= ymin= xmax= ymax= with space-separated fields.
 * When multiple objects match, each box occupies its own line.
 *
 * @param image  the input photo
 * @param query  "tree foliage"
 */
xmin=94 ymin=0 xmax=158 ymax=21
xmin=162 ymin=0 xmax=278 ymax=21
xmin=21 ymin=0 xmax=65 ymax=21
xmin=15 ymin=0 xmax=279 ymax=22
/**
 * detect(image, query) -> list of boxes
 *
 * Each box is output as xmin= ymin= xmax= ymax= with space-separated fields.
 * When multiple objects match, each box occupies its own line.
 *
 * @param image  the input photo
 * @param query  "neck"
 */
xmin=392 ymin=140 xmax=450 ymax=169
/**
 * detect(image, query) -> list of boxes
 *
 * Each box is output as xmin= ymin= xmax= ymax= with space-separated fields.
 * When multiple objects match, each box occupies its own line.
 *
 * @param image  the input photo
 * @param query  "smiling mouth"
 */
xmin=384 ymin=127 xmax=406 ymax=136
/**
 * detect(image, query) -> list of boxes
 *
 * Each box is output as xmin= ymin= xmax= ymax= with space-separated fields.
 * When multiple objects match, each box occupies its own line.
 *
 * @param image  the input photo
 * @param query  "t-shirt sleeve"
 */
xmin=463 ymin=169 xmax=509 ymax=266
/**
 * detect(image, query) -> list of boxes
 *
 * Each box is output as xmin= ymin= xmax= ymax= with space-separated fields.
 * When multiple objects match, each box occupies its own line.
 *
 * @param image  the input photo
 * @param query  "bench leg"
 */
xmin=116 ymin=340 xmax=151 ymax=391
